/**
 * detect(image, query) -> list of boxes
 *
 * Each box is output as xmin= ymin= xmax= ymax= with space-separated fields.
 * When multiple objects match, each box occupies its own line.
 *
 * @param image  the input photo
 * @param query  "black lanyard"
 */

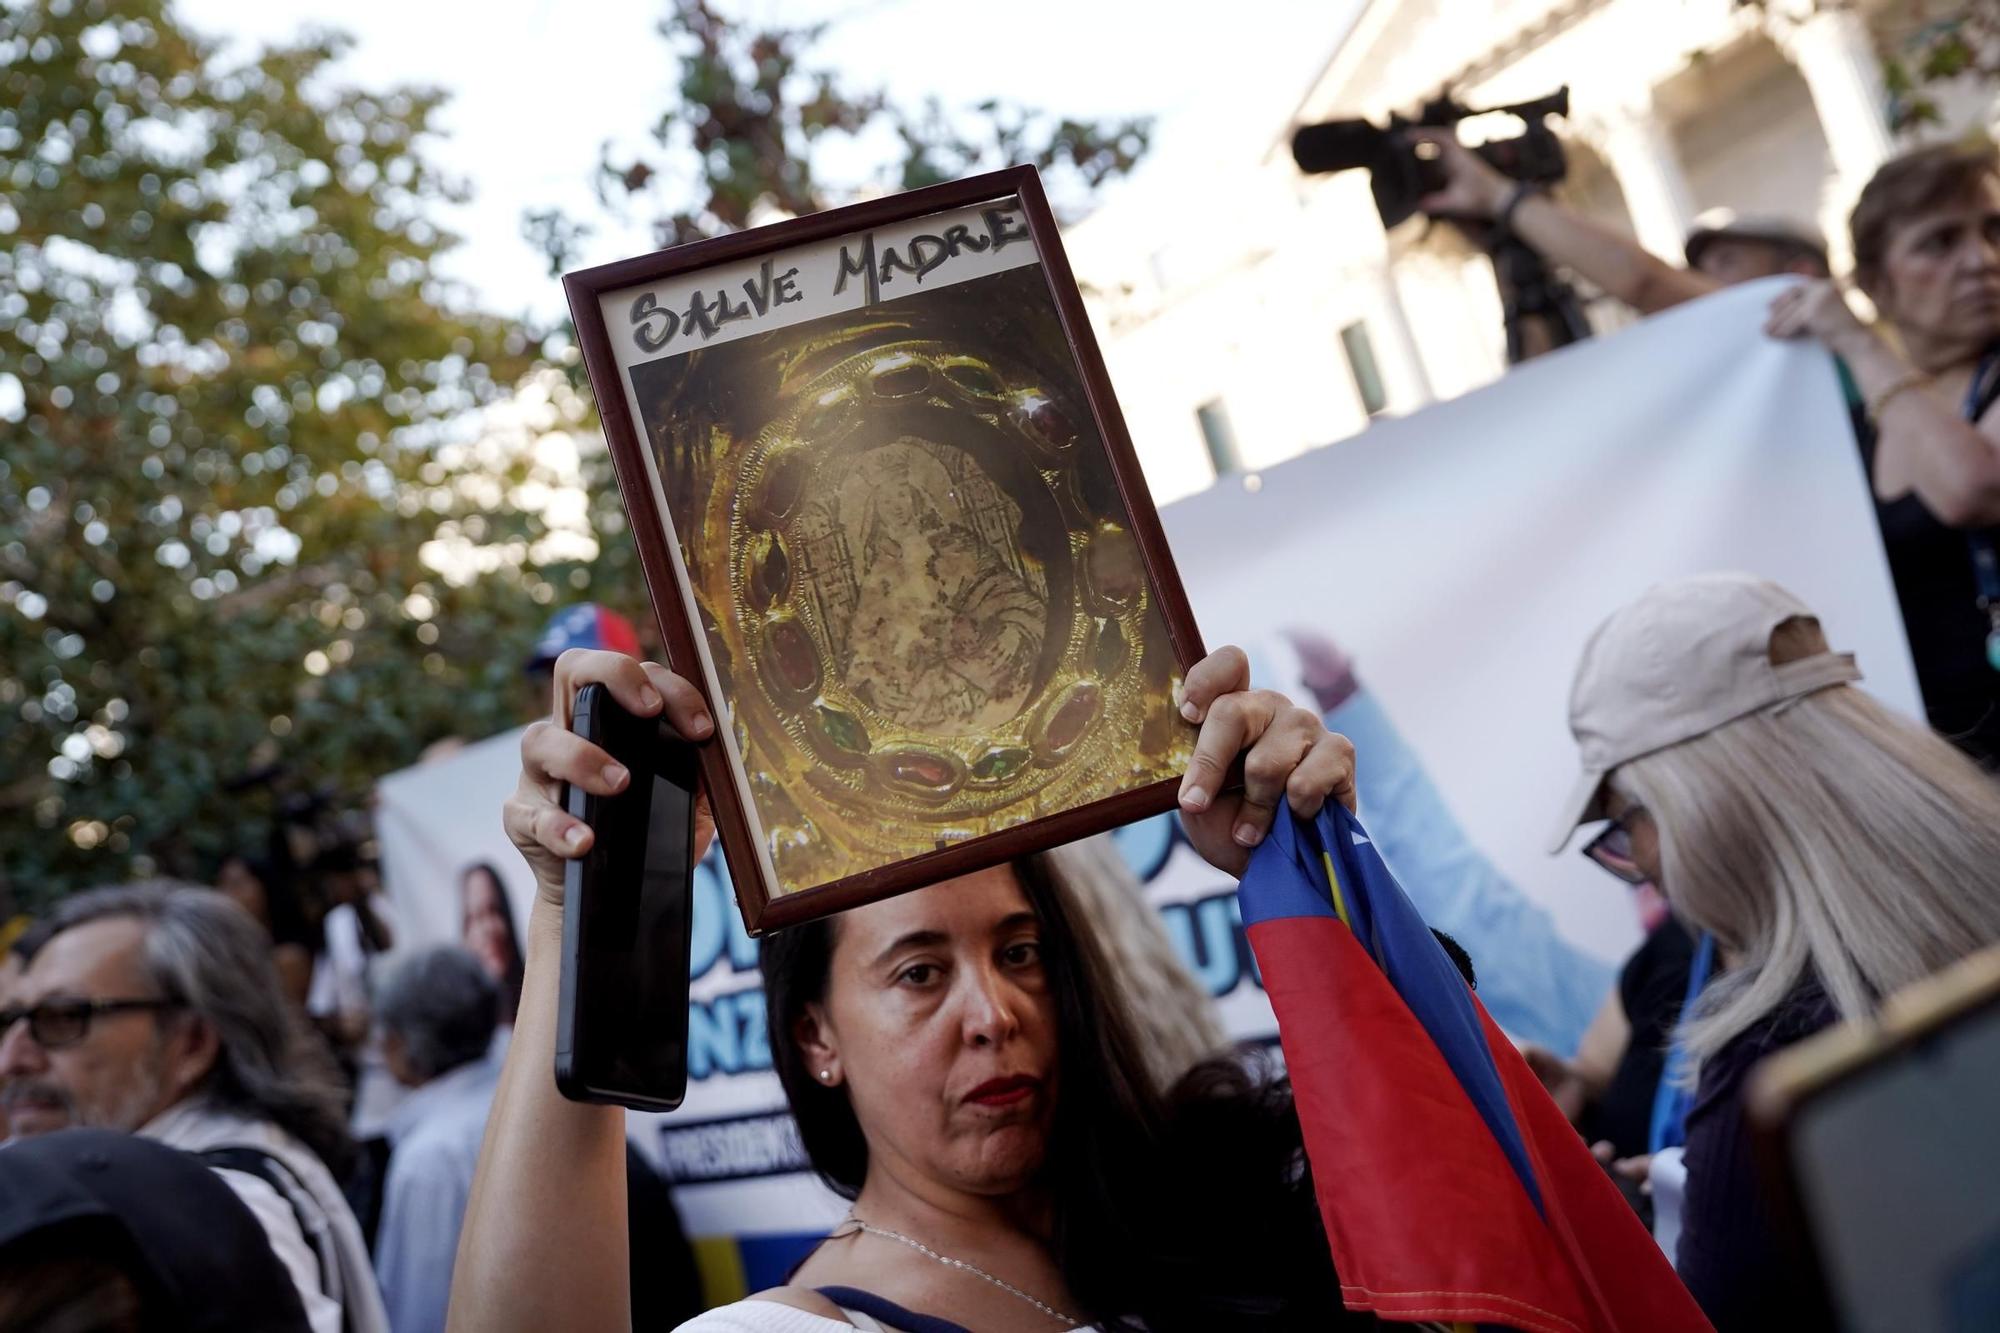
xmin=1958 ymin=351 xmax=2000 ymax=669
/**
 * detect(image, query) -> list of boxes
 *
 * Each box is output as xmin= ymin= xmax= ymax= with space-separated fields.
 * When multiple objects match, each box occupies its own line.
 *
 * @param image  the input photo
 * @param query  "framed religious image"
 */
xmin=565 ymin=166 xmax=1203 ymax=933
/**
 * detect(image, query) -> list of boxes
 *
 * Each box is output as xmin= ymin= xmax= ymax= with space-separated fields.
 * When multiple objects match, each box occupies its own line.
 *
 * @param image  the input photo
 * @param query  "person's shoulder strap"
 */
xmin=199 ymin=1146 xmax=346 ymax=1330
xmin=813 ymin=1287 xmax=975 ymax=1333
xmin=1967 ymin=346 xmax=2000 ymax=424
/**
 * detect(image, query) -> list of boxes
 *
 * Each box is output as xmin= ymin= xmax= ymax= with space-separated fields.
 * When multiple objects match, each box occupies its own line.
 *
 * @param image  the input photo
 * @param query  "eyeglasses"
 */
xmin=0 ymin=997 xmax=181 ymax=1050
xmin=1582 ymin=808 xmax=1650 ymax=886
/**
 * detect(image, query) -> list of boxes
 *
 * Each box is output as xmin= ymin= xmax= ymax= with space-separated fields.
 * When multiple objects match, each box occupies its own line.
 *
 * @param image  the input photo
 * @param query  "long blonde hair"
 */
xmin=1614 ymin=619 xmax=2000 ymax=1065
xmin=1043 ymin=835 xmax=1229 ymax=1091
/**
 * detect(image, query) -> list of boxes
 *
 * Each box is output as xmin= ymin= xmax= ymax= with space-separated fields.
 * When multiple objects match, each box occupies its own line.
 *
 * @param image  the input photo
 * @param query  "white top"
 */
xmin=675 ymin=1298 xmax=1106 ymax=1331
xmin=674 ymin=1304 xmax=870 ymax=1332
xmin=1647 ymin=1145 xmax=1690 ymax=1260
xmin=144 ymin=1098 xmax=390 ymax=1333
xmin=308 ymin=894 xmax=397 ymax=1020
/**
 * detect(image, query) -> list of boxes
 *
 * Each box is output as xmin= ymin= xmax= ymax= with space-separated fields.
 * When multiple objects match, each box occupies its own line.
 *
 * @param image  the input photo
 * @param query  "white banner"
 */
xmin=1165 ymin=276 xmax=1917 ymax=964
xmin=375 ymin=278 xmax=1918 ymax=1290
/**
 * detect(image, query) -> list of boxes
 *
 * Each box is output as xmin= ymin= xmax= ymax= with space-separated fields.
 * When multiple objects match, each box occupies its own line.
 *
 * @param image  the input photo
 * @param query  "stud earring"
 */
xmin=819 ymin=1069 xmax=832 ymax=1082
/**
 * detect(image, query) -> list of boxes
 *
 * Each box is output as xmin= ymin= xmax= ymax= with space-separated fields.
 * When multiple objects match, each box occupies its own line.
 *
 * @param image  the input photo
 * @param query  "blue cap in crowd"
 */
xmin=525 ymin=603 xmax=642 ymax=673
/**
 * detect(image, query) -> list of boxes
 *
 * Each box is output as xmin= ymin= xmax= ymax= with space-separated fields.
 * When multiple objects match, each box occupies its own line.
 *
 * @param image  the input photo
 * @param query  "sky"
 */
xmin=173 ymin=0 xmax=1362 ymax=322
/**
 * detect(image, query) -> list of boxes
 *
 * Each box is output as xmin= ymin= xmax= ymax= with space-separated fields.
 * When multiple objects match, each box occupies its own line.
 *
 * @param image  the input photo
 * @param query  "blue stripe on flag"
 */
xmin=1317 ymin=806 xmax=1545 ymax=1216
xmin=1236 ymin=804 xmax=1341 ymax=927
xmin=1241 ymin=804 xmax=1548 ymax=1218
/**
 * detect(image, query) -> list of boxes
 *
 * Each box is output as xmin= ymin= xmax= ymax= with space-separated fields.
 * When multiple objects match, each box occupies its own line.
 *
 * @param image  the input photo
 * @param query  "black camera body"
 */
xmin=1290 ymin=86 xmax=1588 ymax=366
xmin=1292 ymin=88 xmax=1571 ymax=230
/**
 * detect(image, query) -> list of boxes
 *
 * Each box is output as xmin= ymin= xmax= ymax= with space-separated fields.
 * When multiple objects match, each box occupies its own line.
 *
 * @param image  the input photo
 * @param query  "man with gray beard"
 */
xmin=0 ymin=883 xmax=388 ymax=1333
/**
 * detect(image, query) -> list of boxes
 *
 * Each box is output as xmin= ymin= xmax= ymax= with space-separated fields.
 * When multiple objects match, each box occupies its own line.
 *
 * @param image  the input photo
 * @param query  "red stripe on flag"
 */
xmin=1249 ymin=916 xmax=1711 ymax=1331
xmin=1476 ymin=1004 xmax=1714 ymax=1333
xmin=1250 ymin=916 xmax=1591 ymax=1330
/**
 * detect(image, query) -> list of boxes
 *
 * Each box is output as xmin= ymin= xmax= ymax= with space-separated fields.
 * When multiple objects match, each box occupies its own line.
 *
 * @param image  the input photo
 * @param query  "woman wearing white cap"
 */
xmin=1549 ymin=572 xmax=2000 ymax=1331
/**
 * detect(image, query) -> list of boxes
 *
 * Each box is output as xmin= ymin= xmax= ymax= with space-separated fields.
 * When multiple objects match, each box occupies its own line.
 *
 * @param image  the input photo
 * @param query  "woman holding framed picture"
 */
xmin=449 ymin=645 xmax=1376 ymax=1333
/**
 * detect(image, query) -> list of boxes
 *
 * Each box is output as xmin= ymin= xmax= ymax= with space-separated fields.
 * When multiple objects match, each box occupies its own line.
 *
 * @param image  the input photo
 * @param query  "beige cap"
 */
xmin=1684 ymin=208 xmax=1829 ymax=272
xmin=1546 ymin=573 xmax=1862 ymax=853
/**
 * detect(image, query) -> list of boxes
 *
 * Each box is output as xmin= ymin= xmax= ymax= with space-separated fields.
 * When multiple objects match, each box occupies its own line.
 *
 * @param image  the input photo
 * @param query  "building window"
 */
xmin=1341 ymin=321 xmax=1388 ymax=416
xmin=1196 ymin=399 xmax=1240 ymax=476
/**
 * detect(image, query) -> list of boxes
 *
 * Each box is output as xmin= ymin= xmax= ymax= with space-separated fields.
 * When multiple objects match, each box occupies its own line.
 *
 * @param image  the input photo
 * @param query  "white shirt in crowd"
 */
xmin=308 ymin=894 xmax=398 ymax=1025
xmin=143 ymin=1097 xmax=390 ymax=1333
xmin=373 ymin=1052 xmax=504 ymax=1333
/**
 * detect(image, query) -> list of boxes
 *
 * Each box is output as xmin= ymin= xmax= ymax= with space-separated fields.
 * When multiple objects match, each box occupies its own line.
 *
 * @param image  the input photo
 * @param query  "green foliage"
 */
xmin=0 ymin=0 xmax=568 ymax=907
xmin=0 ymin=0 xmax=1147 ymax=913
xmin=1874 ymin=4 xmax=2000 ymax=130
xmin=526 ymin=0 xmax=1154 ymax=646
xmin=1736 ymin=1 xmax=2000 ymax=132
xmin=533 ymin=0 xmax=1151 ymax=268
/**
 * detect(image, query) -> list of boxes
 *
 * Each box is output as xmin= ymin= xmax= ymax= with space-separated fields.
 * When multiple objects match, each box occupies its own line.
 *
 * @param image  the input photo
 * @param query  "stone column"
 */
xmin=1586 ymin=97 xmax=1700 ymax=262
xmin=1773 ymin=5 xmax=1894 ymax=189
xmin=1380 ymin=265 xmax=1436 ymax=408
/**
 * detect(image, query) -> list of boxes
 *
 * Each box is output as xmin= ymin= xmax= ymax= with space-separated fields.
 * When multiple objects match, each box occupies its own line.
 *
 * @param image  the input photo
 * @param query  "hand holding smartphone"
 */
xmin=555 ymin=682 xmax=700 ymax=1111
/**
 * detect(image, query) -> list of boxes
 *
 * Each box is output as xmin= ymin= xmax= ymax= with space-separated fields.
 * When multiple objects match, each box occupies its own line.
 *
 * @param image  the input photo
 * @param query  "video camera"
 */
xmin=1291 ymin=87 xmax=1571 ymax=230
xmin=1290 ymin=87 xmax=1586 ymax=364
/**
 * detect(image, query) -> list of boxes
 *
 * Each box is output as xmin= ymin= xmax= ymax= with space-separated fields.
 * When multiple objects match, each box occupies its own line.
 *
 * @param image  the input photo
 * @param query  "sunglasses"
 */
xmin=1582 ymin=808 xmax=1650 ymax=886
xmin=0 ymin=997 xmax=180 ymax=1050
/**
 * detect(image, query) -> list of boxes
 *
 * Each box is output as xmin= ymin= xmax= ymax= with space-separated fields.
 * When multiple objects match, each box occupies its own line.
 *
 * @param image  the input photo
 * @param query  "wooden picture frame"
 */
xmin=564 ymin=166 xmax=1204 ymax=933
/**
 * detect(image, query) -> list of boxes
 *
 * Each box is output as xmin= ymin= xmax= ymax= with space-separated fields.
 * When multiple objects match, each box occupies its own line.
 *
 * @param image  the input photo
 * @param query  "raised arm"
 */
xmin=1414 ymin=131 xmax=1717 ymax=316
xmin=448 ymin=650 xmax=717 ymax=1333
xmin=1769 ymin=279 xmax=2000 ymax=527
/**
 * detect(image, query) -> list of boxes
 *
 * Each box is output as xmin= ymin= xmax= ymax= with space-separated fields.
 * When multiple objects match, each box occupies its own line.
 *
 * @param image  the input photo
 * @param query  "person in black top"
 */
xmin=1576 ymin=916 xmax=1696 ymax=1165
xmin=1550 ymin=574 xmax=2000 ymax=1330
xmin=0 ymin=1128 xmax=310 ymax=1332
xmin=1767 ymin=141 xmax=2000 ymax=767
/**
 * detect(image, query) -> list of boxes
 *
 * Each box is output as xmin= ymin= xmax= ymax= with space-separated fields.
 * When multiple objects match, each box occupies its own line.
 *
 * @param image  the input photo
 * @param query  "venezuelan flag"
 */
xmin=1237 ymin=804 xmax=1712 ymax=1332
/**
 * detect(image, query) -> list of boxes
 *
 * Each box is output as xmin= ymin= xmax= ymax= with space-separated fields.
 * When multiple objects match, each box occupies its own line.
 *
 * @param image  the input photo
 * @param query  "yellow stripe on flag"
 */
xmin=692 ymin=1236 xmax=748 ymax=1308
xmin=1320 ymin=851 xmax=1352 ymax=928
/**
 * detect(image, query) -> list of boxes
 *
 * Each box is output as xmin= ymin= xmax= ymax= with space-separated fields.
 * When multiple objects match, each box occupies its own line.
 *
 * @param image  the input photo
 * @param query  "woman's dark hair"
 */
xmin=760 ymin=852 xmax=1171 ymax=1329
xmin=1851 ymin=140 xmax=2000 ymax=296
xmin=460 ymin=862 xmax=526 ymax=1026
xmin=1138 ymin=1049 xmax=1389 ymax=1331
xmin=214 ymin=853 xmax=321 ymax=954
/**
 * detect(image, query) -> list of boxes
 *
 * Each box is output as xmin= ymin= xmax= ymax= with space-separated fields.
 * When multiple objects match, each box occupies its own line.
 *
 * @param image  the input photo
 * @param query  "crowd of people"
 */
xmin=6 ymin=132 xmax=2000 ymax=1333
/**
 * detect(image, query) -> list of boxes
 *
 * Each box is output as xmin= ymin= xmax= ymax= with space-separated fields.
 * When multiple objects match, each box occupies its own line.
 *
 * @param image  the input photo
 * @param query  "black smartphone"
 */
xmin=555 ymin=682 xmax=699 ymax=1111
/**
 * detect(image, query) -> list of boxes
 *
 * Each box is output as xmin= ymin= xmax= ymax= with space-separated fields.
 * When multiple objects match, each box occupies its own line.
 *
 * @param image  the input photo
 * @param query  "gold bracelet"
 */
xmin=1868 ymin=368 xmax=1933 ymax=420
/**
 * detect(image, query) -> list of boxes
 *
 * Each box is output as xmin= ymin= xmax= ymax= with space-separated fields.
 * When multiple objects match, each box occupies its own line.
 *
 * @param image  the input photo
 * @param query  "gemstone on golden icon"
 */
xmin=875 ymin=747 xmax=963 ymax=794
xmin=1039 ymin=681 xmax=1101 ymax=757
xmin=970 ymin=747 xmax=1030 ymax=784
xmin=814 ymin=703 xmax=870 ymax=755
xmin=1093 ymin=619 xmax=1128 ymax=676
xmin=1085 ymin=523 xmax=1143 ymax=608
xmin=765 ymin=618 xmax=820 ymax=694
xmin=749 ymin=533 xmax=790 ymax=610
xmin=869 ymin=353 xmax=930 ymax=398
xmin=945 ymin=363 xmax=1002 ymax=396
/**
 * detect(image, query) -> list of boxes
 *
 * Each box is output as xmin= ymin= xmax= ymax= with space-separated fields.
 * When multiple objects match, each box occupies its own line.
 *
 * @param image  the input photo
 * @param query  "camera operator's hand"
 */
xmin=1765 ymin=278 xmax=1870 ymax=352
xmin=504 ymin=648 xmax=717 ymax=912
xmin=1412 ymin=130 xmax=1514 ymax=220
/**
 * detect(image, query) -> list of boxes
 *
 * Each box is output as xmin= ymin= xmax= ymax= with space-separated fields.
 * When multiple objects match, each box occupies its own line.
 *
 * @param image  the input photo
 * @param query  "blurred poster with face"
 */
xmin=374 ymin=277 xmax=1915 ymax=1297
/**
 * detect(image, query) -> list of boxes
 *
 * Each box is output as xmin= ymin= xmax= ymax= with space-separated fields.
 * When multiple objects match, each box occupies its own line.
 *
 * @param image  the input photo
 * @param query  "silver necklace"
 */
xmin=841 ymin=1215 xmax=1082 ymax=1328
